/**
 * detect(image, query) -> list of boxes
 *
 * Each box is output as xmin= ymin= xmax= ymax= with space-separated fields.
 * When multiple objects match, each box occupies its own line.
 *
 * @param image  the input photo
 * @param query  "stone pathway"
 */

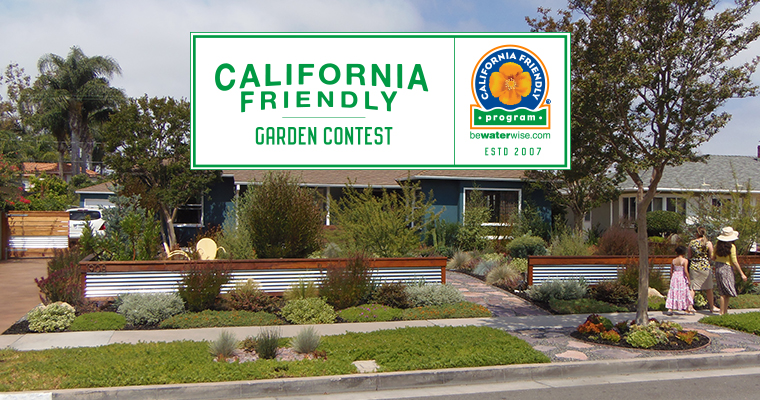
xmin=446 ymin=270 xmax=549 ymax=317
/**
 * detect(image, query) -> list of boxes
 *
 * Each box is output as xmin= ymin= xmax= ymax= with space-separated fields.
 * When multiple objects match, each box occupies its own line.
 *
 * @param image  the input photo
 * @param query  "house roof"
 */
xmin=22 ymin=162 xmax=98 ymax=178
xmin=223 ymin=170 xmax=527 ymax=188
xmin=75 ymin=181 xmax=116 ymax=195
xmin=619 ymin=155 xmax=760 ymax=193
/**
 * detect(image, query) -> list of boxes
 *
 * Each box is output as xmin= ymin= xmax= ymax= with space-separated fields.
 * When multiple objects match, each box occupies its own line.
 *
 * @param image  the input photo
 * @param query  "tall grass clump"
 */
xmin=256 ymin=327 xmax=281 ymax=360
xmin=486 ymin=262 xmax=521 ymax=288
xmin=320 ymin=254 xmax=375 ymax=309
xmin=447 ymin=251 xmax=472 ymax=270
xmin=550 ymin=229 xmax=591 ymax=256
xmin=291 ymin=326 xmax=321 ymax=354
xmin=224 ymin=279 xmax=280 ymax=313
xmin=209 ymin=330 xmax=238 ymax=361
xmin=283 ymin=279 xmax=319 ymax=301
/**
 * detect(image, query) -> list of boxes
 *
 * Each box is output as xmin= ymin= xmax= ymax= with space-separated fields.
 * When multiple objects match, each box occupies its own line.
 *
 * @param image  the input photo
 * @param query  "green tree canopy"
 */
xmin=102 ymin=96 xmax=220 ymax=247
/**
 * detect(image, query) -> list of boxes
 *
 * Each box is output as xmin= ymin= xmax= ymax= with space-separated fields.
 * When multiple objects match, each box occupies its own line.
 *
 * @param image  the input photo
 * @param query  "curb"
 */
xmin=8 ymin=351 xmax=759 ymax=400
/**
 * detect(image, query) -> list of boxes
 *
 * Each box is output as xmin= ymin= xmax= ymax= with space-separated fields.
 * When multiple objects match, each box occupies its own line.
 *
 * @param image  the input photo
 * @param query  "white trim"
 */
xmin=400 ymin=175 xmax=523 ymax=183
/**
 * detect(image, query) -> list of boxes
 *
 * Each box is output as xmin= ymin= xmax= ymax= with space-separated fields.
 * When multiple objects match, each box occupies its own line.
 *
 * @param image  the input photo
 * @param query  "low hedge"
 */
xmin=158 ymin=310 xmax=283 ymax=329
xmin=548 ymin=298 xmax=628 ymax=314
xmin=401 ymin=302 xmax=492 ymax=320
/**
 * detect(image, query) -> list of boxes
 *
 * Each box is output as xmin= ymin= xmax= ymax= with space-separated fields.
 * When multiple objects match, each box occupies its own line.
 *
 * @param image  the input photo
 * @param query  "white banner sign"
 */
xmin=191 ymin=33 xmax=570 ymax=169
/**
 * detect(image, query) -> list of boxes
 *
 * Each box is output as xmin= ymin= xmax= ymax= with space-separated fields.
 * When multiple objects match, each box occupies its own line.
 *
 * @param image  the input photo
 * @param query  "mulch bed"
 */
xmin=570 ymin=330 xmax=711 ymax=351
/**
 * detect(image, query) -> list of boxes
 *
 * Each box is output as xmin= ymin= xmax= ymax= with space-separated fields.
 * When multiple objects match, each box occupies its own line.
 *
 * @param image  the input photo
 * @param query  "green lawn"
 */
xmin=700 ymin=312 xmax=760 ymax=336
xmin=0 ymin=326 xmax=548 ymax=392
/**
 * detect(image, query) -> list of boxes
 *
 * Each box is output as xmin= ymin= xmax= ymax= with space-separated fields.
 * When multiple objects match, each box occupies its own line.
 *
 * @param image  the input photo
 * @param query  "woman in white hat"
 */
xmin=714 ymin=226 xmax=748 ymax=315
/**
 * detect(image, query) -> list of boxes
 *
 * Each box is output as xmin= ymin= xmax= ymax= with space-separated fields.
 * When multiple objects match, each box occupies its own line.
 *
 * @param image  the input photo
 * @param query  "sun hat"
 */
xmin=717 ymin=226 xmax=739 ymax=242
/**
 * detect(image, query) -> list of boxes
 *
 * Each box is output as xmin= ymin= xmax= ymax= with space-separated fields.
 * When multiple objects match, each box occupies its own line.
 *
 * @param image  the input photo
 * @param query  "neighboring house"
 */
xmin=75 ymin=182 xmax=117 ymax=209
xmin=78 ymin=170 xmax=551 ymax=244
xmin=21 ymin=162 xmax=98 ymax=190
xmin=580 ymin=154 xmax=760 ymax=232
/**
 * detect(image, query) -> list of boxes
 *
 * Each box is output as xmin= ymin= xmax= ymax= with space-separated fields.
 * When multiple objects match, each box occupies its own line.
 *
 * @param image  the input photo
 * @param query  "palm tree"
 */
xmin=33 ymin=46 xmax=124 ymax=176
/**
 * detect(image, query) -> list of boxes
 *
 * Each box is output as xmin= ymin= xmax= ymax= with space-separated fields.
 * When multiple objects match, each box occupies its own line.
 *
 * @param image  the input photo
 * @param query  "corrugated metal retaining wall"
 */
xmin=80 ymin=257 xmax=447 ymax=298
xmin=528 ymin=255 xmax=760 ymax=286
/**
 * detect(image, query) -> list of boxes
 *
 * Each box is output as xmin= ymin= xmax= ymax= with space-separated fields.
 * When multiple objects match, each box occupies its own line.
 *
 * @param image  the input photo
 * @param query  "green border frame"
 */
xmin=190 ymin=32 xmax=570 ymax=170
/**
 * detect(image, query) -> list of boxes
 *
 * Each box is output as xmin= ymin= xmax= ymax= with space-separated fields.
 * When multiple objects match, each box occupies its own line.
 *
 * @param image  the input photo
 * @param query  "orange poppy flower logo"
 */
xmin=489 ymin=62 xmax=532 ymax=106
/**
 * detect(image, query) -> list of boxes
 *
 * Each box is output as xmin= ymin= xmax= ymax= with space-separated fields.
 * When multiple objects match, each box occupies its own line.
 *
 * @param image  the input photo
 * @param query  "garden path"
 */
xmin=446 ymin=270 xmax=549 ymax=317
xmin=0 ymin=258 xmax=47 ymax=331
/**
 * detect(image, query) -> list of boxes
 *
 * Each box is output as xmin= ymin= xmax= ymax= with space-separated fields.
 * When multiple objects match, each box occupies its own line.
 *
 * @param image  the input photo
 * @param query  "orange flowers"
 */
xmin=489 ymin=62 xmax=532 ymax=105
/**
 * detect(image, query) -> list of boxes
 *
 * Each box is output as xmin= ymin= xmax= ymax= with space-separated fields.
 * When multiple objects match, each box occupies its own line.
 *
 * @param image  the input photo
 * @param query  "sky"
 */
xmin=0 ymin=0 xmax=758 ymax=157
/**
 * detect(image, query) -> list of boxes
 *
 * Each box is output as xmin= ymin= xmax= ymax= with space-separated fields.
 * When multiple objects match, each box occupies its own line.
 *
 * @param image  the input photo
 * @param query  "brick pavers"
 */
xmin=446 ymin=270 xmax=549 ymax=317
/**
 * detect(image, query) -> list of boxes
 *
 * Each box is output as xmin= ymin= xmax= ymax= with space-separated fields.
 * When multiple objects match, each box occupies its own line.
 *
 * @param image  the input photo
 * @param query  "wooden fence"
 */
xmin=528 ymin=255 xmax=760 ymax=286
xmin=6 ymin=211 xmax=68 ymax=258
xmin=79 ymin=257 xmax=447 ymax=299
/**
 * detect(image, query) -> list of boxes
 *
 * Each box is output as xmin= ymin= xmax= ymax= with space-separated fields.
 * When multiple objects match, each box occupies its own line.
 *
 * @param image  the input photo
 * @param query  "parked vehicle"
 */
xmin=67 ymin=208 xmax=105 ymax=240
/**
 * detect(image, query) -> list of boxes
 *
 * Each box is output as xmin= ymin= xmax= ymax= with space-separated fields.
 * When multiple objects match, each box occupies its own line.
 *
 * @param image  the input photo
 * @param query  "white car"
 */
xmin=67 ymin=208 xmax=106 ymax=240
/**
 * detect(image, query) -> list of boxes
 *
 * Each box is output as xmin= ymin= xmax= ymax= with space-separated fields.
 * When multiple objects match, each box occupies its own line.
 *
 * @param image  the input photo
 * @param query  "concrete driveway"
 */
xmin=0 ymin=258 xmax=47 ymax=331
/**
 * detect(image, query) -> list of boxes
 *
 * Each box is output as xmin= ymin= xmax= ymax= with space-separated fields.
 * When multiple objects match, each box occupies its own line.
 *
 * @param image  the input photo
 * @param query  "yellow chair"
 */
xmin=196 ymin=238 xmax=226 ymax=260
xmin=164 ymin=242 xmax=190 ymax=260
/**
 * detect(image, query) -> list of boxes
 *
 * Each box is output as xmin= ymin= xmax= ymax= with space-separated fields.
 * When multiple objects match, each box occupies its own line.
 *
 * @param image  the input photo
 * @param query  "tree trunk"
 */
xmin=161 ymin=206 xmax=177 ymax=249
xmin=635 ymin=185 xmax=650 ymax=325
xmin=68 ymin=103 xmax=84 ymax=176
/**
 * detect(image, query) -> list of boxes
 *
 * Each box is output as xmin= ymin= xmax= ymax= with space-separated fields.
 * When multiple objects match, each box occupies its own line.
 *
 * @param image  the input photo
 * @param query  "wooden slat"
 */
xmin=7 ymin=211 xmax=70 ymax=258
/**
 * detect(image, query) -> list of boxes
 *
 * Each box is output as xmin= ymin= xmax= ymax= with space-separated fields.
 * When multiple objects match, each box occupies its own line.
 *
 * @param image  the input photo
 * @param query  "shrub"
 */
xmin=589 ymin=281 xmax=636 ymax=305
xmin=729 ymin=294 xmax=760 ymax=309
xmin=372 ymin=281 xmax=411 ymax=309
xmin=320 ymin=254 xmax=374 ymax=310
xmin=625 ymin=329 xmax=658 ymax=348
xmin=209 ymin=330 xmax=238 ymax=361
xmin=27 ymin=302 xmax=76 ymax=333
xmin=177 ymin=262 xmax=230 ymax=312
xmin=485 ymin=262 xmax=521 ymax=289
xmin=550 ymin=230 xmax=592 ymax=256
xmin=291 ymin=326 xmax=321 ymax=354
xmin=405 ymin=284 xmax=465 ymax=307
xmin=648 ymin=296 xmax=667 ymax=311
xmin=549 ymin=298 xmax=628 ymax=314
xmin=256 ymin=327 xmax=281 ymax=360
xmin=116 ymin=292 xmax=185 ymax=326
xmin=505 ymin=235 xmax=547 ymax=259
xmin=338 ymin=304 xmax=403 ymax=322
xmin=283 ymin=279 xmax=319 ymax=301
xmin=35 ymin=248 xmax=86 ymax=306
xmin=618 ymin=263 xmax=668 ymax=295
xmin=509 ymin=257 xmax=529 ymax=273
xmin=240 ymin=172 xmax=324 ymax=258
xmin=280 ymin=297 xmax=337 ymax=324
xmin=473 ymin=259 xmax=500 ymax=276
xmin=646 ymin=210 xmax=684 ymax=237
xmin=447 ymin=251 xmax=472 ymax=270
xmin=736 ymin=266 xmax=756 ymax=295
xmin=677 ymin=330 xmax=698 ymax=345
xmin=216 ymin=199 xmax=255 ymax=260
xmin=239 ymin=336 xmax=257 ymax=352
xmin=527 ymin=279 xmax=588 ymax=302
xmin=159 ymin=310 xmax=283 ymax=329
xmin=457 ymin=188 xmax=492 ymax=251
xmin=70 ymin=312 xmax=126 ymax=331
xmin=331 ymin=181 xmax=439 ymax=257
xmin=224 ymin=279 xmax=280 ymax=313
xmin=600 ymin=330 xmax=621 ymax=342
xmin=596 ymin=224 xmax=638 ymax=255
xmin=401 ymin=302 xmax=492 ymax=320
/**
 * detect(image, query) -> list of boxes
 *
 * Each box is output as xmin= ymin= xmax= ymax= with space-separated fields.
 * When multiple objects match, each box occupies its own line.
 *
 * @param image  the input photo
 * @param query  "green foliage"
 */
xmin=81 ymin=194 xmax=161 ymax=261
xmin=505 ymin=235 xmax=548 ymax=259
xmin=35 ymin=248 xmax=85 ymax=306
xmin=0 ymin=153 xmax=24 ymax=210
xmin=693 ymin=291 xmax=708 ymax=309
xmin=736 ymin=266 xmax=756 ymax=295
xmin=589 ymin=281 xmax=636 ymax=305
xmin=319 ymin=255 xmax=374 ymax=310
xmin=548 ymin=298 xmax=627 ymax=314
xmin=550 ymin=229 xmax=592 ymax=256
xmin=223 ymin=279 xmax=280 ymax=313
xmin=215 ymin=200 xmax=255 ymax=260
xmin=473 ymin=259 xmax=500 ymax=276
xmin=405 ymin=284 xmax=465 ymax=307
xmin=527 ymin=279 xmax=588 ymax=302
xmin=700 ymin=312 xmax=760 ymax=336
xmin=116 ymin=293 xmax=185 ymax=326
xmin=372 ymin=281 xmax=411 ymax=309
xmin=208 ymin=330 xmax=238 ymax=360
xmin=177 ymin=263 xmax=230 ymax=312
xmin=337 ymin=304 xmax=403 ymax=322
xmin=457 ymin=188 xmax=492 ymax=251
xmin=14 ymin=175 xmax=74 ymax=211
xmin=729 ymin=294 xmax=760 ymax=309
xmin=426 ymin=219 xmax=460 ymax=258
xmin=0 ymin=326 xmax=548 ymax=391
xmin=618 ymin=263 xmax=668 ymax=295
xmin=69 ymin=312 xmax=126 ymax=331
xmin=237 ymin=172 xmax=324 ymax=258
xmin=485 ymin=262 xmax=521 ymax=289
xmin=159 ymin=310 xmax=282 ymax=329
xmin=283 ymin=279 xmax=320 ymax=302
xmin=446 ymin=251 xmax=472 ymax=270
xmin=595 ymin=225 xmax=638 ymax=255
xmin=646 ymin=211 xmax=684 ymax=237
xmin=27 ymin=302 xmax=76 ymax=333
xmin=239 ymin=336 xmax=257 ymax=352
xmin=291 ymin=326 xmax=321 ymax=354
xmin=509 ymin=257 xmax=528 ymax=273
xmin=332 ymin=180 xmax=439 ymax=257
xmin=625 ymin=329 xmax=658 ymax=348
xmin=400 ymin=302 xmax=492 ymax=320
xmin=102 ymin=95 xmax=219 ymax=248
xmin=280 ymin=298 xmax=337 ymax=325
xmin=648 ymin=296 xmax=667 ymax=312
xmin=509 ymin=203 xmax=552 ymax=243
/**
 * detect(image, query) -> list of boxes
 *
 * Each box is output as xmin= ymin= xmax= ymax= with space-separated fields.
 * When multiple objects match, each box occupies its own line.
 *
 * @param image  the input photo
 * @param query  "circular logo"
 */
xmin=472 ymin=45 xmax=548 ymax=111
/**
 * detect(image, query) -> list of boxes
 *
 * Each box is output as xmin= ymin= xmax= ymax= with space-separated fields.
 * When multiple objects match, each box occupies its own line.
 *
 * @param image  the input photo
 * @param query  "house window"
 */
xmin=623 ymin=196 xmax=687 ymax=220
xmin=173 ymin=198 xmax=203 ymax=227
xmin=464 ymin=188 xmax=520 ymax=224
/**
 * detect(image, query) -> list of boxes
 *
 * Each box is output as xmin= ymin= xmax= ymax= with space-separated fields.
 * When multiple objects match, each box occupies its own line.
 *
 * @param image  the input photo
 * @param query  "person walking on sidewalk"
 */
xmin=688 ymin=227 xmax=718 ymax=313
xmin=666 ymin=245 xmax=694 ymax=314
xmin=714 ymin=226 xmax=748 ymax=315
